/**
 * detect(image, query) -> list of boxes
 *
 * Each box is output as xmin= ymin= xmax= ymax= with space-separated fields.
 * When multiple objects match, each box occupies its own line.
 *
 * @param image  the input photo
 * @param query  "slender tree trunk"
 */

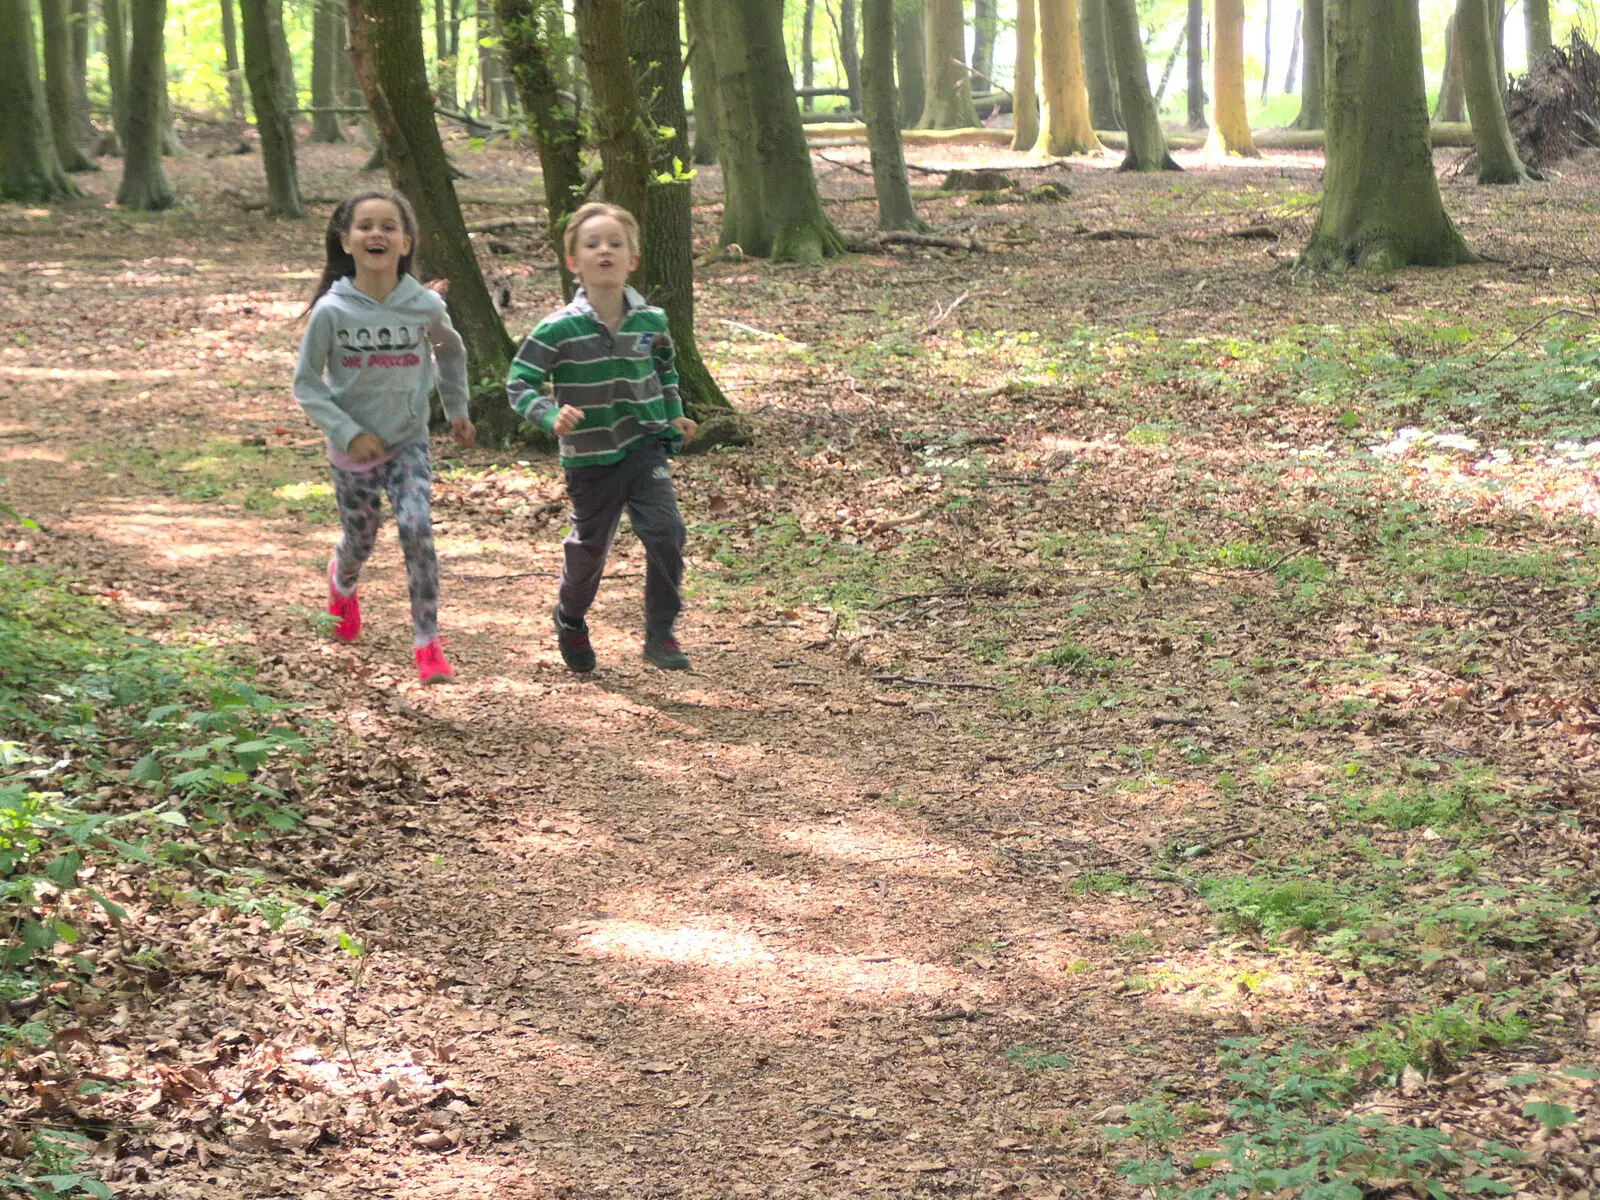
xmin=916 ymin=0 xmax=979 ymax=127
xmin=1292 ymin=0 xmax=1321 ymax=126
xmin=1037 ymin=0 xmax=1100 ymax=153
xmin=704 ymin=0 xmax=844 ymax=262
xmin=863 ymin=0 xmax=923 ymax=229
xmin=311 ymin=0 xmax=346 ymax=140
xmin=338 ymin=3 xmax=364 ymax=106
xmin=41 ymin=0 xmax=97 ymax=170
xmin=1457 ymin=0 xmax=1526 ymax=182
xmin=220 ymin=0 xmax=248 ymax=120
xmin=1186 ymin=0 xmax=1205 ymax=127
xmin=348 ymin=0 xmax=516 ymax=437
xmin=104 ymin=0 xmax=129 ymax=148
xmin=116 ymin=0 xmax=174 ymax=207
xmin=685 ymin=0 xmax=718 ymax=162
xmin=1156 ymin=26 xmax=1185 ymax=103
xmin=240 ymin=0 xmax=306 ymax=214
xmin=70 ymin=0 xmax=94 ymax=141
xmin=972 ymin=0 xmax=996 ymax=81
xmin=1104 ymin=0 xmax=1177 ymax=169
xmin=802 ymin=0 xmax=815 ymax=108
xmin=1284 ymin=6 xmax=1299 ymax=93
xmin=486 ymin=7 xmax=508 ymax=116
xmin=840 ymin=0 xmax=863 ymax=111
xmin=1205 ymin=0 xmax=1257 ymax=154
xmin=476 ymin=0 xmax=493 ymax=113
xmin=1081 ymin=0 xmax=1121 ymax=130
xmin=894 ymin=0 xmax=924 ymax=130
xmin=1436 ymin=15 xmax=1464 ymax=120
xmin=1525 ymin=0 xmax=1551 ymax=60
xmin=268 ymin=0 xmax=297 ymax=114
xmin=1490 ymin=0 xmax=1504 ymax=90
xmin=158 ymin=63 xmax=186 ymax=155
xmin=1300 ymin=0 xmax=1476 ymax=270
xmin=1260 ymin=0 xmax=1271 ymax=101
xmin=1011 ymin=0 xmax=1039 ymax=149
xmin=0 ymin=0 xmax=78 ymax=198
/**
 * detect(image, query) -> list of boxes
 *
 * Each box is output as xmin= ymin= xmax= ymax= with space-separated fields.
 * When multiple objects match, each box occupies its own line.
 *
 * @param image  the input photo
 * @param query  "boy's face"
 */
xmin=566 ymin=215 xmax=639 ymax=291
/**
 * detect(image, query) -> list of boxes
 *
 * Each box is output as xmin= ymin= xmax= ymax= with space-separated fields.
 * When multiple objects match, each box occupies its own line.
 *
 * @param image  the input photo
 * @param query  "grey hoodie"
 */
xmin=293 ymin=275 xmax=470 ymax=453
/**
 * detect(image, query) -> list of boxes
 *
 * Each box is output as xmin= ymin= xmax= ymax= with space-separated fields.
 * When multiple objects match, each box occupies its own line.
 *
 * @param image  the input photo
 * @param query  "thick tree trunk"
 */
xmin=0 ymin=0 xmax=78 ymax=199
xmin=311 ymin=0 xmax=346 ymax=141
xmin=70 ymin=0 xmax=94 ymax=141
xmin=1300 ymin=0 xmax=1476 ymax=270
xmin=972 ymin=0 xmax=996 ymax=81
xmin=1292 ymin=0 xmax=1321 ymax=127
xmin=1037 ymin=0 xmax=1100 ymax=154
xmin=241 ymin=0 xmax=306 ymax=214
xmin=116 ymin=0 xmax=174 ymax=207
xmin=1080 ymin=0 xmax=1121 ymax=131
xmin=1011 ymin=0 xmax=1039 ymax=150
xmin=1284 ymin=5 xmax=1299 ymax=92
xmin=1457 ymin=0 xmax=1526 ymax=183
xmin=575 ymin=0 xmax=649 ymax=219
xmin=705 ymin=0 xmax=844 ymax=262
xmin=685 ymin=0 xmax=718 ymax=163
xmin=104 ymin=0 xmax=129 ymax=148
xmin=1104 ymin=0 xmax=1177 ymax=169
xmin=916 ymin=0 xmax=979 ymax=127
xmin=41 ymin=0 xmax=97 ymax=170
xmin=1525 ymin=0 xmax=1552 ymax=60
xmin=348 ymin=0 xmax=517 ymax=438
xmin=1205 ymin=0 xmax=1258 ymax=155
xmin=268 ymin=0 xmax=297 ymax=114
xmin=863 ymin=0 xmax=923 ymax=229
xmin=1435 ymin=14 xmax=1464 ymax=121
xmin=1186 ymin=0 xmax=1205 ymax=127
xmin=500 ymin=0 xmax=584 ymax=294
xmin=894 ymin=0 xmax=925 ymax=130
xmin=839 ymin=0 xmax=863 ymax=112
xmin=220 ymin=0 xmax=248 ymax=121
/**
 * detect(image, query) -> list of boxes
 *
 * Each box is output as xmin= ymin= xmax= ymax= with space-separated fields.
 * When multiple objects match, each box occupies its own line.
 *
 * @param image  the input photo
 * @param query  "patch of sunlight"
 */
xmin=1130 ymin=948 xmax=1324 ymax=1020
xmin=0 ymin=446 xmax=66 ymax=463
xmin=772 ymin=821 xmax=979 ymax=876
xmin=0 ymin=366 xmax=189 ymax=382
xmin=533 ymin=688 xmax=704 ymax=740
xmin=273 ymin=480 xmax=334 ymax=502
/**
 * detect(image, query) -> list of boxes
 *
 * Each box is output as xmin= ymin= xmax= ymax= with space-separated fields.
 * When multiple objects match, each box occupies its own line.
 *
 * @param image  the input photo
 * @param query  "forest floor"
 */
xmin=2 ymin=128 xmax=1599 ymax=1200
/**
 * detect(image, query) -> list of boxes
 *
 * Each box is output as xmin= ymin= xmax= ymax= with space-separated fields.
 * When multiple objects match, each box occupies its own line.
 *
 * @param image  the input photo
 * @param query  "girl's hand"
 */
xmin=553 ymin=405 xmax=585 ymax=436
xmin=451 ymin=416 xmax=476 ymax=447
xmin=425 ymin=278 xmax=450 ymax=297
xmin=347 ymin=431 xmax=385 ymax=462
xmin=671 ymin=417 xmax=697 ymax=445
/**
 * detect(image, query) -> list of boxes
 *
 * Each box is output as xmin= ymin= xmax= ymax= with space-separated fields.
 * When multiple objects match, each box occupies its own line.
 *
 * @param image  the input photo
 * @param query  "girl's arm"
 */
xmin=292 ymin=308 xmax=366 ymax=451
xmin=424 ymin=295 xmax=471 ymax=424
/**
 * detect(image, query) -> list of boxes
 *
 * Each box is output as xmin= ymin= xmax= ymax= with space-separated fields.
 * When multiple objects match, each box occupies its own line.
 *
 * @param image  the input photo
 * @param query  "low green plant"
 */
xmin=1003 ymin=1045 xmax=1073 ymax=1071
xmin=1030 ymin=639 xmax=1121 ymax=676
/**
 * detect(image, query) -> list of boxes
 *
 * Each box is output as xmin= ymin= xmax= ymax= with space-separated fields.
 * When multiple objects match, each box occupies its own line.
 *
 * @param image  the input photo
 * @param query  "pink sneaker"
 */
xmin=327 ymin=560 xmax=361 ymax=643
xmin=415 ymin=639 xmax=454 ymax=685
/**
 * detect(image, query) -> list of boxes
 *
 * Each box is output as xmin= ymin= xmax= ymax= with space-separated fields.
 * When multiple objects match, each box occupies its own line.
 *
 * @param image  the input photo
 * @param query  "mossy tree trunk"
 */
xmin=268 ymin=0 xmax=297 ymax=114
xmin=311 ymin=0 xmax=346 ymax=141
xmin=1186 ymin=0 xmax=1204 ymax=127
xmin=1011 ymin=0 xmax=1039 ymax=150
xmin=104 ymin=0 xmax=129 ymax=149
xmin=684 ymin=0 xmax=718 ymax=163
xmin=1292 ymin=0 xmax=1322 ymax=128
xmin=219 ymin=0 xmax=248 ymax=121
xmin=1456 ymin=0 xmax=1527 ymax=183
xmin=116 ymin=0 xmax=174 ymax=207
xmin=1205 ymin=0 xmax=1258 ymax=155
xmin=1080 ymin=0 xmax=1120 ymax=131
xmin=916 ymin=0 xmax=979 ymax=127
xmin=1104 ymin=0 xmax=1177 ymax=169
xmin=1525 ymin=0 xmax=1551 ymax=60
xmin=69 ymin=0 xmax=94 ymax=141
xmin=0 ymin=0 xmax=78 ymax=199
xmin=972 ymin=0 xmax=996 ymax=81
xmin=894 ymin=0 xmax=924 ymax=130
xmin=241 ymin=0 xmax=306 ymax=215
xmin=1037 ymin=0 xmax=1100 ymax=154
xmin=1435 ymin=15 xmax=1464 ymax=121
xmin=40 ymin=0 xmax=97 ymax=171
xmin=349 ymin=0 xmax=518 ymax=438
xmin=840 ymin=0 xmax=863 ymax=111
xmin=801 ymin=0 xmax=815 ymax=108
xmin=863 ymin=0 xmax=924 ymax=230
xmin=1300 ymin=0 xmax=1477 ymax=270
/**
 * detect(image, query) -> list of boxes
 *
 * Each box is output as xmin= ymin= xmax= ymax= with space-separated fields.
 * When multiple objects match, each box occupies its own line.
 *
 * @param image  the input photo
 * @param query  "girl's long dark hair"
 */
xmin=301 ymin=190 xmax=421 ymax=318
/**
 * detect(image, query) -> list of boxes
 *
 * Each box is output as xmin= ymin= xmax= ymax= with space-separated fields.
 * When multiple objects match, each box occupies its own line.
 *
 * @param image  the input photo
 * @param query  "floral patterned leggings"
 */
xmin=329 ymin=440 xmax=439 ymax=646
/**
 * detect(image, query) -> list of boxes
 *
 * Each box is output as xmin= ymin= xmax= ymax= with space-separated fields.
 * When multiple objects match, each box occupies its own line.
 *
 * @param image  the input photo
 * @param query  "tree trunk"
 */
xmin=1080 ymin=0 xmax=1121 ymax=131
xmin=1457 ymin=0 xmax=1526 ymax=182
xmin=1300 ymin=0 xmax=1476 ymax=270
xmin=863 ymin=0 xmax=923 ymax=229
xmin=801 ymin=0 xmax=815 ymax=108
xmin=1011 ymin=0 xmax=1039 ymax=149
xmin=1205 ymin=0 xmax=1257 ymax=154
xmin=894 ymin=0 xmax=924 ymax=130
xmin=1037 ymin=0 xmax=1100 ymax=154
xmin=916 ymin=0 xmax=979 ymax=127
xmin=575 ymin=0 xmax=649 ymax=219
xmin=1292 ymin=0 xmax=1321 ymax=127
xmin=1260 ymin=0 xmax=1271 ymax=101
xmin=839 ymin=0 xmax=863 ymax=112
xmin=685 ymin=0 xmax=718 ymax=162
xmin=269 ymin=0 xmax=297 ymax=114
xmin=1186 ymin=0 xmax=1205 ymax=127
xmin=0 ymin=0 xmax=78 ymax=198
xmin=338 ymin=3 xmax=364 ymax=106
xmin=486 ymin=7 xmax=509 ymax=116
xmin=1434 ymin=14 xmax=1463 ymax=120
xmin=70 ymin=0 xmax=94 ymax=141
xmin=1104 ymin=0 xmax=1177 ymax=169
xmin=241 ymin=0 xmax=306 ymax=214
xmin=1156 ymin=26 xmax=1185 ymax=102
xmin=311 ymin=0 xmax=346 ymax=140
xmin=348 ymin=0 xmax=517 ymax=438
xmin=500 ymin=0 xmax=584 ymax=294
xmin=1490 ymin=0 xmax=1504 ymax=91
xmin=40 ymin=0 xmax=97 ymax=170
xmin=116 ymin=0 xmax=174 ymax=207
xmin=972 ymin=0 xmax=996 ymax=81
xmin=619 ymin=0 xmax=732 ymax=420
xmin=219 ymin=0 xmax=248 ymax=121
xmin=1283 ymin=6 xmax=1299 ymax=92
xmin=1525 ymin=0 xmax=1551 ymax=61
xmin=104 ymin=0 xmax=128 ymax=148
xmin=705 ymin=0 xmax=844 ymax=262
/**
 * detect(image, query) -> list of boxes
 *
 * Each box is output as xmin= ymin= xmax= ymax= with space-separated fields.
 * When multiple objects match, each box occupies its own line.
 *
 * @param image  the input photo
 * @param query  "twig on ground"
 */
xmin=817 ymin=153 xmax=873 ymax=177
xmin=871 ymin=674 xmax=999 ymax=691
xmin=918 ymin=292 xmax=972 ymax=336
xmin=872 ymin=583 xmax=1013 ymax=610
xmin=719 ymin=318 xmax=806 ymax=344
xmin=1479 ymin=307 xmax=1593 ymax=365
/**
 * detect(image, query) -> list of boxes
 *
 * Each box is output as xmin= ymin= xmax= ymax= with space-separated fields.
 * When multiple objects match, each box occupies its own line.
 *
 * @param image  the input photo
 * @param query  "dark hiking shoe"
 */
xmin=553 ymin=605 xmax=596 ymax=672
xmin=643 ymin=632 xmax=690 ymax=671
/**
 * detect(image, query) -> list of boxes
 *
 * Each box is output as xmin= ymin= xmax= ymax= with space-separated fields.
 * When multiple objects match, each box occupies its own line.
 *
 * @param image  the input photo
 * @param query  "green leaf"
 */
xmin=86 ymin=888 xmax=127 ymax=923
xmin=128 ymin=754 xmax=162 ymax=782
xmin=43 ymin=851 xmax=82 ymax=886
xmin=1559 ymin=1065 xmax=1599 ymax=1080
xmin=152 ymin=809 xmax=188 ymax=827
xmin=1190 ymin=1151 xmax=1222 ymax=1170
xmin=1504 ymin=1072 xmax=1540 ymax=1087
xmin=1461 ymin=1177 xmax=1512 ymax=1195
xmin=1522 ymin=1099 xmax=1575 ymax=1131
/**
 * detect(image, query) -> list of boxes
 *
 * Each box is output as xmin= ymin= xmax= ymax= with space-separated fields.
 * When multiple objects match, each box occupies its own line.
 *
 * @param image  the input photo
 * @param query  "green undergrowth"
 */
xmin=79 ymin=438 xmax=336 ymax=516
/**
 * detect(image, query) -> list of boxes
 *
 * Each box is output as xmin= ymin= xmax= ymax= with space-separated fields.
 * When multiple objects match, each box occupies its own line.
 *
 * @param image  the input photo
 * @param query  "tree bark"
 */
xmin=894 ymin=0 xmax=924 ymax=130
xmin=1205 ymin=0 xmax=1257 ymax=155
xmin=1080 ymin=0 xmax=1120 ymax=131
xmin=41 ymin=0 xmax=97 ymax=170
xmin=863 ymin=0 xmax=924 ymax=229
xmin=1260 ymin=0 xmax=1271 ymax=101
xmin=972 ymin=0 xmax=996 ymax=81
xmin=685 ymin=0 xmax=718 ymax=162
xmin=1524 ymin=0 xmax=1551 ymax=61
xmin=486 ymin=6 xmax=509 ymax=116
xmin=0 ymin=0 xmax=78 ymax=198
xmin=70 ymin=0 xmax=94 ymax=141
xmin=1300 ymin=0 xmax=1476 ymax=270
xmin=1011 ymin=0 xmax=1039 ymax=150
xmin=1291 ymin=0 xmax=1321 ymax=127
xmin=916 ymin=0 xmax=979 ymax=127
xmin=1457 ymin=0 xmax=1526 ymax=183
xmin=1185 ymin=0 xmax=1205 ymax=127
xmin=1036 ymin=0 xmax=1100 ymax=154
xmin=1435 ymin=13 xmax=1464 ymax=121
xmin=1104 ymin=0 xmax=1177 ymax=169
xmin=311 ymin=0 xmax=346 ymax=140
xmin=575 ymin=0 xmax=649 ymax=220
xmin=241 ymin=0 xmax=306 ymax=214
xmin=801 ymin=0 xmax=816 ymax=108
xmin=839 ymin=0 xmax=863 ymax=112
xmin=104 ymin=0 xmax=129 ymax=148
xmin=220 ymin=0 xmax=248 ymax=121
xmin=268 ymin=0 xmax=297 ymax=114
xmin=116 ymin=0 xmax=174 ymax=207
xmin=499 ymin=0 xmax=584 ymax=294
xmin=1156 ymin=26 xmax=1185 ymax=102
xmin=704 ymin=0 xmax=844 ymax=262
xmin=348 ymin=0 xmax=517 ymax=438
xmin=1283 ymin=5 xmax=1299 ymax=93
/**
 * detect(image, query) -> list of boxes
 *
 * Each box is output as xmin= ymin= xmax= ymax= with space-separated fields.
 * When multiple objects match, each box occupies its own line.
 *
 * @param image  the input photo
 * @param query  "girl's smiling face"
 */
xmin=342 ymin=199 xmax=411 ymax=279
xmin=566 ymin=214 xmax=638 ymax=290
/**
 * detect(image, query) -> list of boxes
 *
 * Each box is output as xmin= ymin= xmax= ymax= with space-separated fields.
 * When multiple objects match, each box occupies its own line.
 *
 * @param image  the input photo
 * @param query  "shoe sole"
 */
xmin=420 ymin=672 xmax=453 ymax=685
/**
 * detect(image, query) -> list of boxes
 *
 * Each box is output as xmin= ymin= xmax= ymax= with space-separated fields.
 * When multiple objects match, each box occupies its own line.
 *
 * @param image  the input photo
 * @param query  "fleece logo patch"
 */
xmin=635 ymin=332 xmax=657 ymax=352
xmin=652 ymin=465 xmax=672 ymax=481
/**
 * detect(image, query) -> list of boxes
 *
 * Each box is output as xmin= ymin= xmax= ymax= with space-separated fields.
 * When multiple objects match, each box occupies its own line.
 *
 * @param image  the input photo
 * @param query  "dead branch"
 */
xmin=1479 ymin=307 xmax=1594 ymax=366
xmin=917 ymin=292 xmax=971 ymax=335
xmin=466 ymin=217 xmax=547 ymax=233
xmin=871 ymin=674 xmax=999 ymax=692
xmin=846 ymin=231 xmax=991 ymax=253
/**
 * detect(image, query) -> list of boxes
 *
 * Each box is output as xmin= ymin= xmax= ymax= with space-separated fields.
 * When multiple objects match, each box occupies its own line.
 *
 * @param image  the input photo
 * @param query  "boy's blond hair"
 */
xmin=563 ymin=202 xmax=641 ymax=260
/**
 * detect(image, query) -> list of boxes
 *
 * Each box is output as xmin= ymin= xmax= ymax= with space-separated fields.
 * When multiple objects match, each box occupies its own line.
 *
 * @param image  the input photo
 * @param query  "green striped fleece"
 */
xmin=506 ymin=286 xmax=683 ymax=468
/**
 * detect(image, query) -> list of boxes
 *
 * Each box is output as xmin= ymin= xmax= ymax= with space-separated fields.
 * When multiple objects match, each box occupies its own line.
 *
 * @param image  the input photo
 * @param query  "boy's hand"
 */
xmin=346 ymin=431 xmax=385 ymax=462
xmin=671 ymin=417 xmax=698 ymax=445
xmin=425 ymin=278 xmax=450 ymax=297
xmin=451 ymin=417 xmax=476 ymax=447
xmin=553 ymin=405 xmax=585 ymax=436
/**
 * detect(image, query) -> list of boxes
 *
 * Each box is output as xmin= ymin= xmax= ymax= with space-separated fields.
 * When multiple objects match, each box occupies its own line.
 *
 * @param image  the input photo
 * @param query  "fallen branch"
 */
xmin=465 ymin=216 xmax=547 ymax=233
xmin=817 ymin=153 xmax=873 ymax=177
xmin=1479 ymin=307 xmax=1593 ymax=365
xmin=871 ymin=674 xmax=999 ymax=692
xmin=871 ymin=583 xmax=1012 ymax=610
xmin=718 ymin=318 xmax=806 ymax=344
xmin=1081 ymin=229 xmax=1155 ymax=241
xmin=846 ymin=231 xmax=991 ymax=253
xmin=918 ymin=292 xmax=971 ymax=335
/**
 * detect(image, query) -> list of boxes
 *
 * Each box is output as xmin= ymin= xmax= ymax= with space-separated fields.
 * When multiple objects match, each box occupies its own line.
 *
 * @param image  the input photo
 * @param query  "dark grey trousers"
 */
xmin=559 ymin=439 xmax=686 ymax=637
